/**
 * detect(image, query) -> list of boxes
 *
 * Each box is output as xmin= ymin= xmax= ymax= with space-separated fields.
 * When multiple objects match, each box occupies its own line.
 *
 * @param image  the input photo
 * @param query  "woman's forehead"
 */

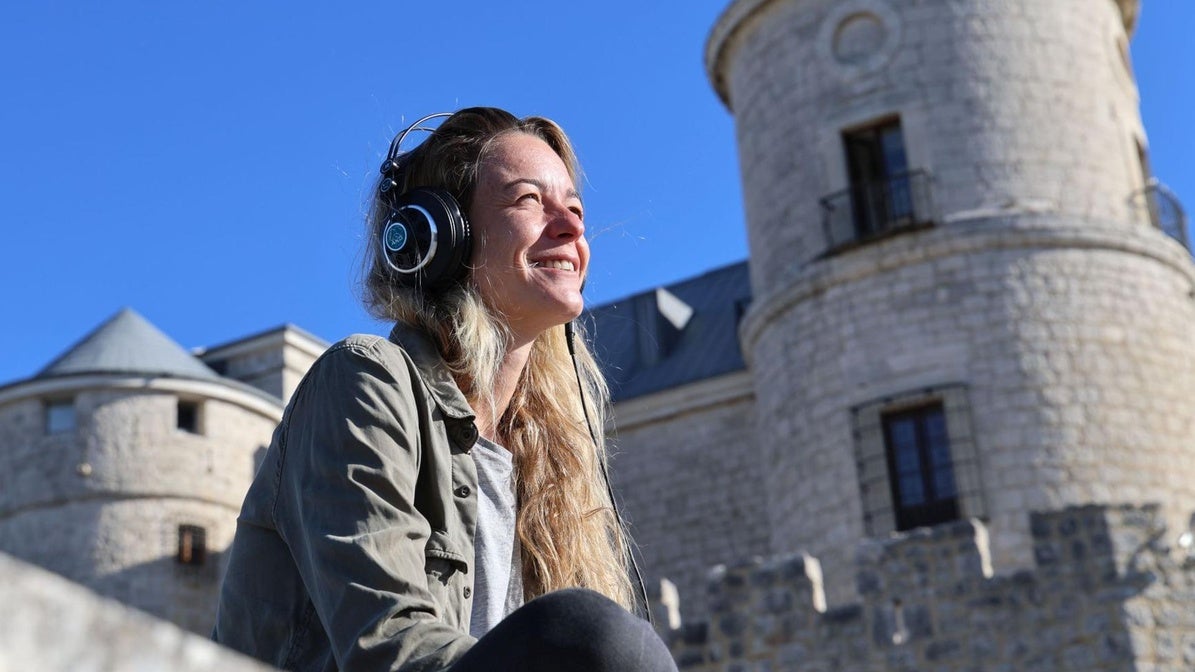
xmin=480 ymin=133 xmax=577 ymax=191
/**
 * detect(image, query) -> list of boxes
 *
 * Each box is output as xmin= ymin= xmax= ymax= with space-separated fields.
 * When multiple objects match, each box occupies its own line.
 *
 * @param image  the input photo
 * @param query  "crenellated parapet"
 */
xmin=664 ymin=504 xmax=1195 ymax=671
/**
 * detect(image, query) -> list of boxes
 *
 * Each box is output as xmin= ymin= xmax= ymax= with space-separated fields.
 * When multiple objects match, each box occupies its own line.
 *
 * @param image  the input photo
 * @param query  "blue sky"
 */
xmin=0 ymin=2 xmax=1191 ymax=385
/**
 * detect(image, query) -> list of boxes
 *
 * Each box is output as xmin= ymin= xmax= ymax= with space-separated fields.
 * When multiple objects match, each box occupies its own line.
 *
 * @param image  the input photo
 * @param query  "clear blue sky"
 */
xmin=0 ymin=2 xmax=1190 ymax=385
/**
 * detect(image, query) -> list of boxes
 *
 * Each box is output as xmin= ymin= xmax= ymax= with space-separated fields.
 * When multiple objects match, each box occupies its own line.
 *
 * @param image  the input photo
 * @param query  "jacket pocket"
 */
xmin=424 ymin=530 xmax=469 ymax=628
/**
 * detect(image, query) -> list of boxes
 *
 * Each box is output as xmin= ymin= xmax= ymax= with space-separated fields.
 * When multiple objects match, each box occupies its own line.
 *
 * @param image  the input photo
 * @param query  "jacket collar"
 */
xmin=388 ymin=322 xmax=475 ymax=421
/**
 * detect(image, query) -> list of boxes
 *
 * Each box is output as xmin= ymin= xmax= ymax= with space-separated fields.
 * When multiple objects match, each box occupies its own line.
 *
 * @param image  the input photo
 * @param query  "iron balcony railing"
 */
xmin=1139 ymin=179 xmax=1189 ymax=251
xmin=820 ymin=169 xmax=935 ymax=252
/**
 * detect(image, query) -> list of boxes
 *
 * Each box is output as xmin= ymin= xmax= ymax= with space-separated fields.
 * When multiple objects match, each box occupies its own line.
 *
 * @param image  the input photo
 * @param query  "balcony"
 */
xmin=820 ymin=169 xmax=935 ymax=254
xmin=1140 ymin=179 xmax=1189 ymax=251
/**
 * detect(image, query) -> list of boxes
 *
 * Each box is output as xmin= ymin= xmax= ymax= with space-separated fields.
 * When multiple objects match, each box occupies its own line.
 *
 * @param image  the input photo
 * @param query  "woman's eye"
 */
xmin=570 ymin=207 xmax=584 ymax=220
xmin=518 ymin=192 xmax=542 ymax=204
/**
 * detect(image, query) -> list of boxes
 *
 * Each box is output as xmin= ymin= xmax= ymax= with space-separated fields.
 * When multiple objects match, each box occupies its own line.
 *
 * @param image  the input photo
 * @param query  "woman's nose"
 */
xmin=549 ymin=207 xmax=585 ymax=239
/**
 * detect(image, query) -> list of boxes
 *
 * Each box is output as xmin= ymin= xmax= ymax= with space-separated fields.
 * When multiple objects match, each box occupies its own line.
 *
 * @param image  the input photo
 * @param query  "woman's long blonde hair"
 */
xmin=360 ymin=107 xmax=635 ymax=610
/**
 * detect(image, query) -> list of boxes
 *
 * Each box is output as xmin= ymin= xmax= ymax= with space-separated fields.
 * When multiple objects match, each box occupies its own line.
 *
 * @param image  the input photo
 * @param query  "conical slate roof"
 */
xmin=37 ymin=308 xmax=220 ymax=381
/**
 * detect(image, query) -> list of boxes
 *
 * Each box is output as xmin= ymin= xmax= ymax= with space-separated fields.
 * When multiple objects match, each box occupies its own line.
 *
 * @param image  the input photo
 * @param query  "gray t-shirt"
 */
xmin=469 ymin=436 xmax=524 ymax=637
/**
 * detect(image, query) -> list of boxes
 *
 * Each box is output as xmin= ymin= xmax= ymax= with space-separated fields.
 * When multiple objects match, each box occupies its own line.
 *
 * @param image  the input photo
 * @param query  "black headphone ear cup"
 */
xmin=381 ymin=187 xmax=472 ymax=291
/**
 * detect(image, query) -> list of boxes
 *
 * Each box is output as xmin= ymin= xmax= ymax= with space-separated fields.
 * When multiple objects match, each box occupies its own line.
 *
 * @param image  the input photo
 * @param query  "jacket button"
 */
xmin=450 ymin=423 xmax=479 ymax=448
xmin=463 ymin=586 xmax=472 ymax=599
xmin=455 ymin=486 xmax=471 ymax=498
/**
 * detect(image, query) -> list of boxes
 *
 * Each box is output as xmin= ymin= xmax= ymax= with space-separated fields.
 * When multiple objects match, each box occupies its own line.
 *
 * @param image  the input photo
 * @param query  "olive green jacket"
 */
xmin=214 ymin=324 xmax=481 ymax=672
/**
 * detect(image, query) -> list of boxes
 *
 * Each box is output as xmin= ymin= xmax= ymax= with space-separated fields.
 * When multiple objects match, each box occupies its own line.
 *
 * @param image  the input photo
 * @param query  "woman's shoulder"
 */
xmin=299 ymin=326 xmax=472 ymax=421
xmin=294 ymin=333 xmax=422 ymax=396
xmin=319 ymin=325 xmax=438 ymax=367
xmin=325 ymin=333 xmax=411 ymax=361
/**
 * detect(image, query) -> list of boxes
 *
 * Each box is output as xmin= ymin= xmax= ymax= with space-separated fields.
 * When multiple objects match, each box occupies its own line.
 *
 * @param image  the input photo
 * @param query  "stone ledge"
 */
xmin=740 ymin=215 xmax=1195 ymax=356
xmin=0 ymin=551 xmax=274 ymax=671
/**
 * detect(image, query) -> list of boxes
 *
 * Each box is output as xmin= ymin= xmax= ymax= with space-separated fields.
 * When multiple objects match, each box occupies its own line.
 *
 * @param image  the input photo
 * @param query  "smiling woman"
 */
xmin=469 ymin=133 xmax=590 ymax=345
xmin=212 ymin=107 xmax=676 ymax=672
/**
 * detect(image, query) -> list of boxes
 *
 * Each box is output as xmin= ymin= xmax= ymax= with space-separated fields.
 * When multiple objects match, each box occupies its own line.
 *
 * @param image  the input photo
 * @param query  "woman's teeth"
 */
xmin=531 ymin=260 xmax=575 ymax=271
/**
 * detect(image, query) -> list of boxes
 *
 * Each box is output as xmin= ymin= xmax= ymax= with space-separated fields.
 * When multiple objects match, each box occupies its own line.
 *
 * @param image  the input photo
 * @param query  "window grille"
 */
xmin=851 ymin=385 xmax=983 ymax=536
xmin=821 ymin=117 xmax=935 ymax=252
xmin=177 ymin=524 xmax=206 ymax=566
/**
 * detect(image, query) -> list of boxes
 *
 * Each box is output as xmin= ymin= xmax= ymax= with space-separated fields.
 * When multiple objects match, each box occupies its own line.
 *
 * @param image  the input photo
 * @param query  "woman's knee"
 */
xmin=520 ymin=589 xmax=624 ymax=636
xmin=512 ymin=589 xmax=674 ymax=671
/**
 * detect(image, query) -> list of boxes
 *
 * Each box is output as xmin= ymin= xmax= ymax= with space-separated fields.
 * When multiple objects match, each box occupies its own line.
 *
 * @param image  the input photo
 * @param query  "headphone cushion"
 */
xmin=383 ymin=187 xmax=472 ymax=291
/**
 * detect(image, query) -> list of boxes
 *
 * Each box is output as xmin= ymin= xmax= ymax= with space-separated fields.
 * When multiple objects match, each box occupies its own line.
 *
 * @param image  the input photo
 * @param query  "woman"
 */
xmin=214 ymin=107 xmax=676 ymax=672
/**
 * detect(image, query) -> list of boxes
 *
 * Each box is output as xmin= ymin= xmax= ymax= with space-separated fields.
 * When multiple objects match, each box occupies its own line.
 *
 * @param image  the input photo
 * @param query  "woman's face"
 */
xmin=468 ymin=132 xmax=589 ymax=342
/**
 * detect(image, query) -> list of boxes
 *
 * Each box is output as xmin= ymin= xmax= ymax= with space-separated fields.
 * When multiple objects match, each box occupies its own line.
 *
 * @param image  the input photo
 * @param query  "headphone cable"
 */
xmin=565 ymin=321 xmax=654 ymax=625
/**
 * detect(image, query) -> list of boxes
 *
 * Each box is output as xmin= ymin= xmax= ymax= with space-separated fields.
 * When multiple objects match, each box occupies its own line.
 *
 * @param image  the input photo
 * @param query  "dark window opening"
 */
xmin=844 ymin=118 xmax=913 ymax=237
xmin=883 ymin=403 xmax=959 ymax=531
xmin=177 ymin=524 xmax=207 ymax=566
xmin=177 ymin=399 xmax=200 ymax=434
xmin=45 ymin=399 xmax=76 ymax=434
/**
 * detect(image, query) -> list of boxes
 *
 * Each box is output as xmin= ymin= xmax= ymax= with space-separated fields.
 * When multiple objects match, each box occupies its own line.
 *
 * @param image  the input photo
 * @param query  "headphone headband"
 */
xmin=385 ymin=112 xmax=453 ymax=167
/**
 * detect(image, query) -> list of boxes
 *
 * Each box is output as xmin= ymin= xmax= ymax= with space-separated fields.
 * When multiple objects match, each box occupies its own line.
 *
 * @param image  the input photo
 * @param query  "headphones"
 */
xmin=378 ymin=113 xmax=473 ymax=292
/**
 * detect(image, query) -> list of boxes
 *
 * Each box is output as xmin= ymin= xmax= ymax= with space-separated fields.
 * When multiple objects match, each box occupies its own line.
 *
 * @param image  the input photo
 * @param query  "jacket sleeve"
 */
xmin=273 ymin=339 xmax=476 ymax=672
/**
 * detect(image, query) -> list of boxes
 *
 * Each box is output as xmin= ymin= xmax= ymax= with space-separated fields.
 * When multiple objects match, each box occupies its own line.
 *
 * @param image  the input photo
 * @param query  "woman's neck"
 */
xmin=471 ymin=339 xmax=534 ymax=444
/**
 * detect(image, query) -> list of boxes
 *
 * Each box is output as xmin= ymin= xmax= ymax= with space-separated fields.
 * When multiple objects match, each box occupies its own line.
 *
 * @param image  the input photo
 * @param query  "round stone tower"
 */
xmin=707 ymin=0 xmax=1195 ymax=603
xmin=0 ymin=309 xmax=283 ymax=632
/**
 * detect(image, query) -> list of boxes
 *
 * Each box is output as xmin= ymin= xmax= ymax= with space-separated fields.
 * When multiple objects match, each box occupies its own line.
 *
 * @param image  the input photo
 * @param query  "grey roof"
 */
xmin=37 ymin=308 xmax=220 ymax=381
xmin=586 ymin=261 xmax=752 ymax=402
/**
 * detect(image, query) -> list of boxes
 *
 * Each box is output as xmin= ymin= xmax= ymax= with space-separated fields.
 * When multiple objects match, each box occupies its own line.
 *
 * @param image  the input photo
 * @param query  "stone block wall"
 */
xmin=666 ymin=504 xmax=1195 ymax=671
xmin=610 ymin=380 xmax=773 ymax=621
xmin=0 ymin=383 xmax=279 ymax=634
xmin=199 ymin=325 xmax=326 ymax=404
xmin=710 ymin=0 xmax=1147 ymax=288
xmin=0 ymin=387 xmax=276 ymax=520
xmin=706 ymin=0 xmax=1195 ymax=611
xmin=740 ymin=217 xmax=1195 ymax=605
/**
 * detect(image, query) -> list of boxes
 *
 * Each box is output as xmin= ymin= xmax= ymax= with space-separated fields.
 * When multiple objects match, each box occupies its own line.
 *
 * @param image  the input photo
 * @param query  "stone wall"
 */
xmin=610 ymin=376 xmax=773 ymax=621
xmin=0 ymin=387 xmax=276 ymax=520
xmin=0 ymin=383 xmax=279 ymax=633
xmin=702 ymin=0 xmax=1195 ymax=610
xmin=740 ymin=217 xmax=1195 ymax=605
xmin=709 ymin=0 xmax=1147 ymax=284
xmin=198 ymin=325 xmax=327 ymax=404
xmin=666 ymin=504 xmax=1195 ymax=671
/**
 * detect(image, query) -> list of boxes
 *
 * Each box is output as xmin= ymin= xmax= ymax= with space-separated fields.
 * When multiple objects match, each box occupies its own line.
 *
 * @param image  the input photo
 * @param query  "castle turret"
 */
xmin=0 ymin=309 xmax=295 ymax=632
xmin=707 ymin=0 xmax=1193 ymax=604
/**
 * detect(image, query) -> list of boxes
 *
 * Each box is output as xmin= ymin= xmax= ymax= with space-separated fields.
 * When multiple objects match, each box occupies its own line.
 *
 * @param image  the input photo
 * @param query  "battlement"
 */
xmin=666 ymin=504 xmax=1195 ymax=671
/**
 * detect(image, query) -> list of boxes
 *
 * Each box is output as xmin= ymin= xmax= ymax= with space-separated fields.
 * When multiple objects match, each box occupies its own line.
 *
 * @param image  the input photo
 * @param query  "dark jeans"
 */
xmin=449 ymin=588 xmax=677 ymax=672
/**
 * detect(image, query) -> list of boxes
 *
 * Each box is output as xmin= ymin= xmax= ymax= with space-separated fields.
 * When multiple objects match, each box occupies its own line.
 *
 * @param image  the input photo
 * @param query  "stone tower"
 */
xmin=0 ymin=308 xmax=324 ymax=632
xmin=706 ymin=0 xmax=1195 ymax=604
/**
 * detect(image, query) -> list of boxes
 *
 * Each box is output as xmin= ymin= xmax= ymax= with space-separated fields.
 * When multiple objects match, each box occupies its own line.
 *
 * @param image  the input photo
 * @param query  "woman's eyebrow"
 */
xmin=503 ymin=178 xmax=582 ymax=201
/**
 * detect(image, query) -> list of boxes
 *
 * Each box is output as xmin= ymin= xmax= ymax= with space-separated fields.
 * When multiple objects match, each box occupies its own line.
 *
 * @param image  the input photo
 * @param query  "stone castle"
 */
xmin=2 ymin=0 xmax=1193 ymax=669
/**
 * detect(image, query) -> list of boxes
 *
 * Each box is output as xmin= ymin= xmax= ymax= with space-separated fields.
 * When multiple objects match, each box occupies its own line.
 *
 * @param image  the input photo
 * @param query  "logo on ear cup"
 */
xmin=379 ymin=188 xmax=471 ymax=289
xmin=384 ymin=221 xmax=408 ymax=252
